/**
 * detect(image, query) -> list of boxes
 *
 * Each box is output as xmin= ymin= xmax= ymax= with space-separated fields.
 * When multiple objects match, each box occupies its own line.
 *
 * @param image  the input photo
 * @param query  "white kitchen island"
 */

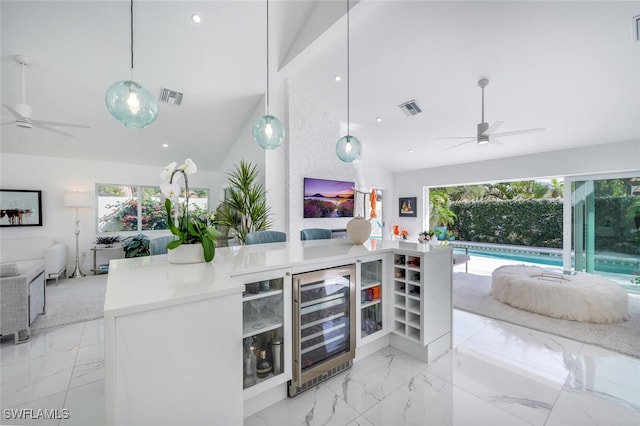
xmin=104 ymin=239 xmax=452 ymax=425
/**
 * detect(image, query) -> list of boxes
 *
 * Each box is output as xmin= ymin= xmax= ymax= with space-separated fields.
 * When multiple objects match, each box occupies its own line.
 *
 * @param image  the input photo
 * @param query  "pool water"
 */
xmin=454 ymin=247 xmax=637 ymax=275
xmin=464 ymin=249 xmax=562 ymax=267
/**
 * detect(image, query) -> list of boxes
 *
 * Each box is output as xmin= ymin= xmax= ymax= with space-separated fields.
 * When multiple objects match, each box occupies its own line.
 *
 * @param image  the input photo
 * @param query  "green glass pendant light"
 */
xmin=105 ymin=0 xmax=158 ymax=128
xmin=336 ymin=0 xmax=361 ymax=162
xmin=253 ymin=0 xmax=285 ymax=149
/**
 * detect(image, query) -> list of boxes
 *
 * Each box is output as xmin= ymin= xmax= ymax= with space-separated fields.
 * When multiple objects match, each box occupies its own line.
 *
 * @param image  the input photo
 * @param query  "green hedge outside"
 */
xmin=450 ymin=197 xmax=638 ymax=253
xmin=451 ymin=199 xmax=563 ymax=248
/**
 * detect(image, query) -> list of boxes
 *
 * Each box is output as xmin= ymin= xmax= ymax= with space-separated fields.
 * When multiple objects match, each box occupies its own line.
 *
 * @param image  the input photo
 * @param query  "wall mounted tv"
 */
xmin=303 ymin=177 xmax=354 ymax=218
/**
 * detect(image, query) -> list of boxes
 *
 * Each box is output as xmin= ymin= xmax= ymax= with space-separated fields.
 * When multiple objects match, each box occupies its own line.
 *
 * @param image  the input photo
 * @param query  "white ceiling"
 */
xmin=2 ymin=1 xmax=639 ymax=173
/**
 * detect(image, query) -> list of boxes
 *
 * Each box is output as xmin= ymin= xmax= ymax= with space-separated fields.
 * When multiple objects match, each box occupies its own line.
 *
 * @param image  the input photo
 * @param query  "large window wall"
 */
xmin=424 ymin=171 xmax=639 ymax=292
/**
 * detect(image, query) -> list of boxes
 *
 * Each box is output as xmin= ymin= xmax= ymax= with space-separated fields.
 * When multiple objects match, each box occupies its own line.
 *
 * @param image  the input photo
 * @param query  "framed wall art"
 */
xmin=0 ymin=189 xmax=43 ymax=227
xmin=398 ymin=197 xmax=417 ymax=217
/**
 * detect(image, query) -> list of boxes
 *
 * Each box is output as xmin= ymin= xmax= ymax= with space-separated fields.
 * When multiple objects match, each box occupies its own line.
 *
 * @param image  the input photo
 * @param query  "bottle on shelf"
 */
xmin=256 ymin=348 xmax=272 ymax=378
xmin=243 ymin=339 xmax=257 ymax=388
xmin=272 ymin=336 xmax=282 ymax=375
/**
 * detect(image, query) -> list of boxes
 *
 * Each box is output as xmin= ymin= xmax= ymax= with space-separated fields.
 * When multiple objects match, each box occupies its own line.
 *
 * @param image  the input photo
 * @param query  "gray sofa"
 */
xmin=0 ymin=260 xmax=46 ymax=343
xmin=0 ymin=237 xmax=66 ymax=281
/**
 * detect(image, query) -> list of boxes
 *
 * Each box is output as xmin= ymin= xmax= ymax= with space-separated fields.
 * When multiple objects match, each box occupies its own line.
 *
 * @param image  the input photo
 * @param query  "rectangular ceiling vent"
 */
xmin=398 ymin=99 xmax=422 ymax=117
xmin=159 ymin=88 xmax=183 ymax=105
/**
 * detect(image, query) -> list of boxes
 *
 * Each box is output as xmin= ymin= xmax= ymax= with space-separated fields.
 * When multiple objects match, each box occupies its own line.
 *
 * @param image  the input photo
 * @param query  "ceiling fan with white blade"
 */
xmin=1 ymin=55 xmax=90 ymax=137
xmin=440 ymin=78 xmax=545 ymax=150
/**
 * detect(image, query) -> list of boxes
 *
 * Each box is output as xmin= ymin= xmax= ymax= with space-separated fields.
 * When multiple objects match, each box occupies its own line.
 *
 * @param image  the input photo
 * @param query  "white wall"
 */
xmin=392 ymin=139 xmax=640 ymax=238
xmin=0 ymin=153 xmax=220 ymax=273
xmin=286 ymin=79 xmax=394 ymax=241
xmin=216 ymin=100 xmax=266 ymax=202
xmin=215 ymin=82 xmax=288 ymax=233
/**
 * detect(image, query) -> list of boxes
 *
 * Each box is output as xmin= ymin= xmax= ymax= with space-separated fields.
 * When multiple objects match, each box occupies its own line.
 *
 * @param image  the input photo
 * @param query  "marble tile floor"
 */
xmin=2 ymin=310 xmax=639 ymax=426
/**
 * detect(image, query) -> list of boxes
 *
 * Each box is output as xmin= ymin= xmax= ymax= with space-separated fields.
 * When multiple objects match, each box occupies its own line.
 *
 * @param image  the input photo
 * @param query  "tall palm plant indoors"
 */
xmin=218 ymin=160 xmax=273 ymax=244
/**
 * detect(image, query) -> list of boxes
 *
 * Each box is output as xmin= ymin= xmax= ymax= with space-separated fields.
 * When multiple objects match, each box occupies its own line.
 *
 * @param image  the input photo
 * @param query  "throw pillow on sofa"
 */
xmin=0 ymin=263 xmax=19 ymax=278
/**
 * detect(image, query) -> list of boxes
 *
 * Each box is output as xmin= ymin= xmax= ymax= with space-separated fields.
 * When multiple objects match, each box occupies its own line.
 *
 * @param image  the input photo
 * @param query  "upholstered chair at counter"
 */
xmin=149 ymin=235 xmax=178 ymax=255
xmin=245 ymin=231 xmax=287 ymax=245
xmin=300 ymin=228 xmax=332 ymax=241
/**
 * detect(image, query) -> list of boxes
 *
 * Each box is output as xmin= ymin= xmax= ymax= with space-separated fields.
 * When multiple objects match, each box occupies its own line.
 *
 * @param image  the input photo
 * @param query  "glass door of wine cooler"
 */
xmin=299 ymin=281 xmax=349 ymax=368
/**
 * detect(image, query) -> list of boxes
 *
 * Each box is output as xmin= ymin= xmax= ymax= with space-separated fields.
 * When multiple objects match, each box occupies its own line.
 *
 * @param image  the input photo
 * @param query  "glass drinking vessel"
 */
xmin=249 ymin=298 xmax=267 ymax=329
xmin=270 ymin=297 xmax=282 ymax=324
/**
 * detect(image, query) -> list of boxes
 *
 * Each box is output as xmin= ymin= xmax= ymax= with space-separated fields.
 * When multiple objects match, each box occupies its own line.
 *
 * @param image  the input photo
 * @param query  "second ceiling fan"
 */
xmin=440 ymin=78 xmax=545 ymax=149
xmin=1 ymin=55 xmax=90 ymax=137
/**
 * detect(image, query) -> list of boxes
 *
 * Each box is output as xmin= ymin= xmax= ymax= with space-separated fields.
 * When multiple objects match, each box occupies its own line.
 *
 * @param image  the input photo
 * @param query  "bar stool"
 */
xmin=245 ymin=231 xmax=287 ymax=245
xmin=300 ymin=228 xmax=332 ymax=241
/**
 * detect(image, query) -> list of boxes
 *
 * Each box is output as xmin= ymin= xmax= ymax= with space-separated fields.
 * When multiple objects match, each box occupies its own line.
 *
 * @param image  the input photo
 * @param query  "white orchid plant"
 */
xmin=160 ymin=159 xmax=221 ymax=262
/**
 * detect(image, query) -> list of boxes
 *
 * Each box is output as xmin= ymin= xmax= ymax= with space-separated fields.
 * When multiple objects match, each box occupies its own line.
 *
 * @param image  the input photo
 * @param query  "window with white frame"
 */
xmin=96 ymin=184 xmax=209 ymax=233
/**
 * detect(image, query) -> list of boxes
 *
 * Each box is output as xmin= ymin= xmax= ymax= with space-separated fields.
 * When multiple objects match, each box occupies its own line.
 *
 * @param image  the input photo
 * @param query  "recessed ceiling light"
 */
xmin=408 ymin=149 xmax=414 ymax=153
xmin=191 ymin=14 xmax=202 ymax=24
xmin=376 ymin=117 xmax=382 ymax=122
xmin=334 ymin=75 xmax=341 ymax=82
xmin=162 ymin=143 xmax=169 ymax=149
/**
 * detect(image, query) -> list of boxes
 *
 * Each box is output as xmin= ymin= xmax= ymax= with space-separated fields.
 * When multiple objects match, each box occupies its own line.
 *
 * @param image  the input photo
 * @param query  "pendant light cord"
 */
xmin=265 ymin=0 xmax=270 ymax=114
xmin=346 ymin=0 xmax=350 ymax=135
xmin=130 ymin=0 xmax=134 ymax=79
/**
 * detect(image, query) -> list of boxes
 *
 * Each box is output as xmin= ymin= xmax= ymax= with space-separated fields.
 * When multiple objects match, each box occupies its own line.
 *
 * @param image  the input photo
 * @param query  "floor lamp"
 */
xmin=64 ymin=191 xmax=91 ymax=278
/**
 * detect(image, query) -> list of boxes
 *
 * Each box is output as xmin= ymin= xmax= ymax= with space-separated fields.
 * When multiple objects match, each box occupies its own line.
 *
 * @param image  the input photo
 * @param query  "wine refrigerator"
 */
xmin=288 ymin=264 xmax=356 ymax=397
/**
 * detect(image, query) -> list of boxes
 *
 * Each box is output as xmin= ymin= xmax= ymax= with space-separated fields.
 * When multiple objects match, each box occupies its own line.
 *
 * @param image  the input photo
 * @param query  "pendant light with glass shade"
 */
xmin=336 ymin=0 xmax=361 ymax=162
xmin=105 ymin=0 xmax=158 ymax=128
xmin=252 ymin=0 xmax=285 ymax=149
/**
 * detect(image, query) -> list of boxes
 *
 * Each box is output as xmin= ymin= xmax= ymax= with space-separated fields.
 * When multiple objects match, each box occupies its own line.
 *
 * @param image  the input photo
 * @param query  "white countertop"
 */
xmin=104 ymin=238 xmax=448 ymax=318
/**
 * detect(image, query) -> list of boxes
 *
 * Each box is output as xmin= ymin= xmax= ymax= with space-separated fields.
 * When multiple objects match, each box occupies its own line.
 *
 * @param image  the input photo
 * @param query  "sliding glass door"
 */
xmin=570 ymin=173 xmax=640 ymax=292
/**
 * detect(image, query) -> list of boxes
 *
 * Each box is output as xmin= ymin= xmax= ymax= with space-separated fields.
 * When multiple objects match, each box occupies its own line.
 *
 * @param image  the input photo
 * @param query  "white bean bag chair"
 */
xmin=491 ymin=265 xmax=629 ymax=323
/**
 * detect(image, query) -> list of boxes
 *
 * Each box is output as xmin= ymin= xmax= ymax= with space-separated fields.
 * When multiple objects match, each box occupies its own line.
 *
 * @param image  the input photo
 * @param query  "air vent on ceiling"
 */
xmin=159 ymin=88 xmax=183 ymax=105
xmin=398 ymin=99 xmax=422 ymax=116
xmin=634 ymin=15 xmax=640 ymax=42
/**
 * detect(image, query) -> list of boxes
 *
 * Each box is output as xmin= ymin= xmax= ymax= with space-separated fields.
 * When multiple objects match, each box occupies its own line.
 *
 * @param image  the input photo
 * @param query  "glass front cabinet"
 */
xmin=238 ymin=268 xmax=292 ymax=400
xmin=356 ymin=254 xmax=385 ymax=343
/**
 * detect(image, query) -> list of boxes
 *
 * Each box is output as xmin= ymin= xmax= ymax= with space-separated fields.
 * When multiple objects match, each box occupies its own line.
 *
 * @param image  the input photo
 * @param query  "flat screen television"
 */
xmin=303 ymin=177 xmax=354 ymax=218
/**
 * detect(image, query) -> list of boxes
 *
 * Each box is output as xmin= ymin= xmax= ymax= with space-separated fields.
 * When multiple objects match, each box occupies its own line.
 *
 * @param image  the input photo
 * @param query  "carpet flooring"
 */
xmin=453 ymin=272 xmax=640 ymax=359
xmin=31 ymin=274 xmax=107 ymax=332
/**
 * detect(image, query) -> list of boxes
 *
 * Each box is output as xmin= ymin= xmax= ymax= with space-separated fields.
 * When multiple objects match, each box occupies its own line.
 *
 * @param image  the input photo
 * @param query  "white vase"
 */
xmin=346 ymin=217 xmax=372 ymax=245
xmin=167 ymin=243 xmax=206 ymax=264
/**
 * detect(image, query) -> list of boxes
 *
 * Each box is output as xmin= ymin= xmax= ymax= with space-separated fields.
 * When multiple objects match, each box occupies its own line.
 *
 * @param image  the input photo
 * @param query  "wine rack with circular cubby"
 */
xmin=392 ymin=253 xmax=423 ymax=342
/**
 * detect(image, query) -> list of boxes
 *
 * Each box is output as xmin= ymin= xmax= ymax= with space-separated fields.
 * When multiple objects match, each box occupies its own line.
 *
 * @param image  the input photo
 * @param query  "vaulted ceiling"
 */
xmin=2 ymin=1 xmax=639 ymax=173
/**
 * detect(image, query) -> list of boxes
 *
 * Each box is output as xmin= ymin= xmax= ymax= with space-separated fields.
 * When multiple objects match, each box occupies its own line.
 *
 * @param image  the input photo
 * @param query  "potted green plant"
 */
xmin=216 ymin=160 xmax=273 ymax=244
xmin=95 ymin=236 xmax=121 ymax=248
xmin=418 ymin=230 xmax=436 ymax=243
xmin=161 ymin=158 xmax=222 ymax=263
xmin=122 ymin=234 xmax=150 ymax=258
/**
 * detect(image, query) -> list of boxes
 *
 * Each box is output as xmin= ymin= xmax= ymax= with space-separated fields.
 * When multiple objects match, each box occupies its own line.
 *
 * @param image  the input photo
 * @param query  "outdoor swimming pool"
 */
xmin=452 ymin=241 xmax=638 ymax=276
xmin=463 ymin=248 xmax=562 ymax=267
